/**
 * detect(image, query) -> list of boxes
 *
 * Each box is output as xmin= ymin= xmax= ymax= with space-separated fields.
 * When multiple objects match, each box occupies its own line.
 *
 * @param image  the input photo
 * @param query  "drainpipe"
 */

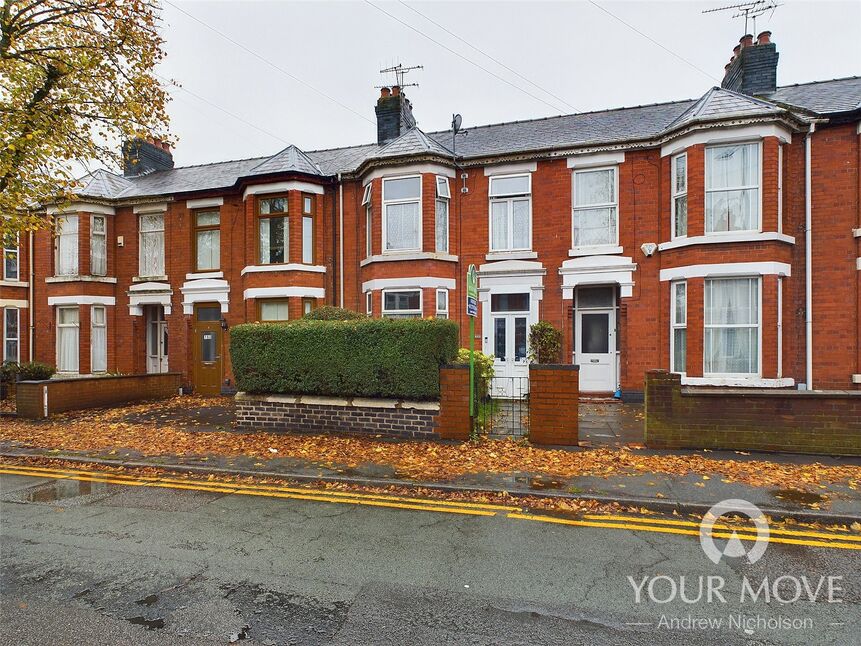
xmin=28 ymin=229 xmax=34 ymax=361
xmin=804 ymin=123 xmax=815 ymax=389
xmin=338 ymin=174 xmax=344 ymax=308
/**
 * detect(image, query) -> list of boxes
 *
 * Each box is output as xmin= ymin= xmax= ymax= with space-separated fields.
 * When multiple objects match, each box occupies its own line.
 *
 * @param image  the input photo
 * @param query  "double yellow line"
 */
xmin=2 ymin=462 xmax=860 ymax=551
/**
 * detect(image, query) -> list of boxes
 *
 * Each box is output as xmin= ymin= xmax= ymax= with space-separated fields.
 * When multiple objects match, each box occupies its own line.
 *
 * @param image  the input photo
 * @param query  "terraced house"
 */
xmin=2 ymin=32 xmax=860 ymax=398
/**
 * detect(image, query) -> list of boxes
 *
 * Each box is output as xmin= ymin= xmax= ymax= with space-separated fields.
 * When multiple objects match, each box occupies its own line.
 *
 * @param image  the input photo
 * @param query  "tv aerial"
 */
xmin=702 ymin=1 xmax=782 ymax=35
xmin=376 ymin=63 xmax=423 ymax=89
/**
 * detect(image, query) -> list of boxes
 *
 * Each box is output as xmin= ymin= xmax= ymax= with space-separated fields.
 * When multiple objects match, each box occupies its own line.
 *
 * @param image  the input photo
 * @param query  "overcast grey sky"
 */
xmin=156 ymin=0 xmax=861 ymax=167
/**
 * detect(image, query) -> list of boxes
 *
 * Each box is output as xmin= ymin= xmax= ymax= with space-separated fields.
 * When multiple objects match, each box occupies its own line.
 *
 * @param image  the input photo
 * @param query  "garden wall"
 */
xmin=645 ymin=370 xmax=861 ymax=455
xmin=16 ymin=373 xmax=182 ymax=419
xmin=529 ymin=365 xmax=580 ymax=446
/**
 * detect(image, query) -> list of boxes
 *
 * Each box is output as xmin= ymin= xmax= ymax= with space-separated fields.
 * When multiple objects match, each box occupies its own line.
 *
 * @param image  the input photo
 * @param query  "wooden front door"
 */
xmin=192 ymin=303 xmax=223 ymax=396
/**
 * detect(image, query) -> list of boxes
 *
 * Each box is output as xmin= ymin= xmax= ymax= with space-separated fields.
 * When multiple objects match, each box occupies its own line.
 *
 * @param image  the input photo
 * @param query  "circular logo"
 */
xmin=699 ymin=498 xmax=769 ymax=565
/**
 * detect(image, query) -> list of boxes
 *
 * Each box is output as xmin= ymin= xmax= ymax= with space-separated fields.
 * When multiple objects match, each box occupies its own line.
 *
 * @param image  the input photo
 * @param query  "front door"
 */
xmin=145 ymin=305 xmax=168 ymax=374
xmin=485 ymin=293 xmax=530 ymax=397
xmin=574 ymin=286 xmax=617 ymax=393
xmin=192 ymin=303 xmax=223 ymax=396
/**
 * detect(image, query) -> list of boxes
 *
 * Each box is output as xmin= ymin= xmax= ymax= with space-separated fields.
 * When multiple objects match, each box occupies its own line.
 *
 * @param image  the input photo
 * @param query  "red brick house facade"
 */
xmin=3 ymin=33 xmax=860 ymax=397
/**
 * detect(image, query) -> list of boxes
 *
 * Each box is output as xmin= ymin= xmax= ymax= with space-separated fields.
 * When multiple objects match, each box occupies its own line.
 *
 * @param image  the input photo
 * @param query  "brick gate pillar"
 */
xmin=437 ymin=365 xmax=471 ymax=441
xmin=529 ymin=364 xmax=580 ymax=446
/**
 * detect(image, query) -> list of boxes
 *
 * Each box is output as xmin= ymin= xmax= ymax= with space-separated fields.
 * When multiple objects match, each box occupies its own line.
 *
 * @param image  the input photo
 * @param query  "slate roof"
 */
xmin=75 ymin=77 xmax=860 ymax=201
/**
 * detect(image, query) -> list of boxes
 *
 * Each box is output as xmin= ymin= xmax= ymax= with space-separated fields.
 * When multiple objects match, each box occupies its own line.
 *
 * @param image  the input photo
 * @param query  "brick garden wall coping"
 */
xmin=235 ymin=392 xmax=440 ymax=411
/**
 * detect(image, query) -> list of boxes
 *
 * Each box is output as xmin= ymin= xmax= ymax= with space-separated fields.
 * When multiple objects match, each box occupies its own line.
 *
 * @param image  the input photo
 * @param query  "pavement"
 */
xmin=2 ymin=470 xmax=859 ymax=645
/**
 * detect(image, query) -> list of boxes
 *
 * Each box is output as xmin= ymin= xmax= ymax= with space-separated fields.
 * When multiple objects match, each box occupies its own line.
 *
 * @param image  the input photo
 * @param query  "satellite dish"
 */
xmin=452 ymin=113 xmax=462 ymax=134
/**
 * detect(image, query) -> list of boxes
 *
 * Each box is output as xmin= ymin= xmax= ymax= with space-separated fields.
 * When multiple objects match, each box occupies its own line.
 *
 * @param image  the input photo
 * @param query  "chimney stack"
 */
xmin=375 ymin=86 xmax=416 ymax=144
xmin=721 ymin=32 xmax=779 ymax=96
xmin=122 ymin=137 xmax=174 ymax=177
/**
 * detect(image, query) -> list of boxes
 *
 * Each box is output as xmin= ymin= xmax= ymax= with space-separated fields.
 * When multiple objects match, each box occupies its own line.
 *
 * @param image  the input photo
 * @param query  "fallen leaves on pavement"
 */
xmin=1 ymin=396 xmax=859 ymax=492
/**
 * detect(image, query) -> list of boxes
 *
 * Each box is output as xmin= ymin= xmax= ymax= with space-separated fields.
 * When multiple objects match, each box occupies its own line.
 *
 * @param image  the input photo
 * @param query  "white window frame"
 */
xmin=704 ymin=141 xmax=762 ymax=235
xmin=4 ymin=307 xmax=20 ymax=363
xmin=138 ymin=213 xmax=165 ymax=278
xmin=3 ymin=232 xmax=19 ymax=281
xmin=489 ymin=173 xmax=532 ymax=252
xmin=56 ymin=306 xmax=80 ymax=373
xmin=91 ymin=305 xmax=107 ymax=373
xmin=382 ymin=289 xmax=422 ymax=318
xmin=302 ymin=199 xmax=314 ymax=265
xmin=571 ymin=166 xmax=619 ymax=249
xmin=90 ymin=214 xmax=107 ymax=276
xmin=55 ymin=214 xmax=79 ymax=276
xmin=670 ymin=281 xmax=686 ymax=374
xmin=382 ymin=175 xmax=422 ymax=253
xmin=435 ymin=288 xmax=449 ymax=319
xmin=435 ymin=176 xmax=450 ymax=253
xmin=671 ymin=153 xmax=688 ymax=240
xmin=365 ymin=204 xmax=372 ymax=259
xmin=366 ymin=291 xmax=373 ymax=316
xmin=703 ymin=276 xmax=761 ymax=377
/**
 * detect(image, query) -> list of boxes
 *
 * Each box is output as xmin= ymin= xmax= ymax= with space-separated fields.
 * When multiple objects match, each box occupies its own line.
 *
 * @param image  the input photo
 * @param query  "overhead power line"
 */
xmin=364 ymin=0 xmax=569 ymax=114
xmin=163 ymin=0 xmax=375 ymax=126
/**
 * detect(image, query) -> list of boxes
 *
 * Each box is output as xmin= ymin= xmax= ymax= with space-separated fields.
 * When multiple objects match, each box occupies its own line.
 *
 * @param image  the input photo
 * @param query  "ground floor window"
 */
xmin=91 ymin=306 xmax=107 ymax=372
xmin=366 ymin=292 xmax=373 ymax=316
xmin=435 ymin=289 xmax=448 ymax=319
xmin=382 ymin=290 xmax=421 ymax=318
xmin=670 ymin=281 xmax=686 ymax=373
xmin=259 ymin=299 xmax=289 ymax=322
xmin=704 ymin=277 xmax=759 ymax=375
xmin=56 ymin=306 xmax=79 ymax=372
xmin=302 ymin=298 xmax=315 ymax=316
xmin=4 ymin=308 xmax=19 ymax=363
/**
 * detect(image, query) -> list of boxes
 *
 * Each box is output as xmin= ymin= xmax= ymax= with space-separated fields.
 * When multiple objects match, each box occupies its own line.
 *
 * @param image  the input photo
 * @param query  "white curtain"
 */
xmin=575 ymin=168 xmax=615 ymax=205
xmin=704 ymin=278 xmax=758 ymax=374
xmin=197 ymin=229 xmax=219 ymax=270
xmin=706 ymin=144 xmax=759 ymax=232
xmin=574 ymin=207 xmax=615 ymax=246
xmin=57 ymin=215 xmax=78 ymax=276
xmin=385 ymin=202 xmax=420 ymax=250
xmin=91 ymin=217 xmax=107 ymax=276
xmin=512 ymin=199 xmax=530 ymax=249
xmin=139 ymin=214 xmax=164 ymax=276
xmin=574 ymin=169 xmax=616 ymax=247
xmin=91 ymin=307 xmax=106 ymax=372
xmin=490 ymin=201 xmax=508 ymax=251
xmin=435 ymin=199 xmax=448 ymax=252
xmin=57 ymin=308 xmax=79 ymax=372
xmin=302 ymin=216 xmax=313 ymax=263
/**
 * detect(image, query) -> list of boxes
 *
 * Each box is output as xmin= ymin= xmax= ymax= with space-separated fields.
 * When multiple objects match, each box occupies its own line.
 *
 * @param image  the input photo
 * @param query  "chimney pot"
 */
xmin=725 ymin=63 xmax=732 ymax=71
xmin=380 ymin=86 xmax=391 ymax=98
xmin=756 ymin=30 xmax=772 ymax=45
xmin=392 ymin=85 xmax=401 ymax=96
xmin=740 ymin=34 xmax=754 ymax=48
xmin=733 ymin=44 xmax=741 ymax=56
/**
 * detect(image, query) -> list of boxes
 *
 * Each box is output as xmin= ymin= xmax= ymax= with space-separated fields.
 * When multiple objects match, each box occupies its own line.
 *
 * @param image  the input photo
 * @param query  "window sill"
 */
xmin=568 ymin=245 xmax=623 ymax=257
xmin=484 ymin=250 xmax=537 ymax=261
xmin=186 ymin=271 xmax=223 ymax=280
xmin=658 ymin=232 xmax=795 ymax=251
xmin=240 ymin=264 xmax=326 ymax=275
xmin=0 ymin=280 xmax=28 ymax=288
xmin=681 ymin=376 xmax=795 ymax=388
xmin=133 ymin=275 xmax=167 ymax=283
xmin=361 ymin=252 xmax=458 ymax=267
xmin=46 ymin=275 xmax=118 ymax=284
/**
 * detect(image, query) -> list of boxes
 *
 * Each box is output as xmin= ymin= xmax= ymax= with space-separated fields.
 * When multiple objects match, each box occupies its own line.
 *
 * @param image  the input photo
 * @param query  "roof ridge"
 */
xmin=776 ymin=75 xmax=861 ymax=90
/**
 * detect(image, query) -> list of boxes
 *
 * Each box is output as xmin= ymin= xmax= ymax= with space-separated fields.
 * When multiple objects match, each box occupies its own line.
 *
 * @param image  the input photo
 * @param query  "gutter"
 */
xmin=804 ymin=123 xmax=815 ymax=389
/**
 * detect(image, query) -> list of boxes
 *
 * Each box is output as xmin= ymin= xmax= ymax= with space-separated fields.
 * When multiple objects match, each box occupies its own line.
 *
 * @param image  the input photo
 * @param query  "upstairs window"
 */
xmin=705 ymin=143 xmax=759 ymax=233
xmin=435 ymin=176 xmax=450 ymax=253
xmin=91 ymin=215 xmax=107 ymax=276
xmin=139 ymin=213 xmax=165 ymax=277
xmin=55 ymin=214 xmax=78 ymax=276
xmin=383 ymin=176 xmax=421 ymax=252
xmin=382 ymin=289 xmax=421 ymax=318
xmin=258 ymin=196 xmax=288 ymax=264
xmin=489 ymin=174 xmax=531 ymax=252
xmin=194 ymin=210 xmax=220 ymax=271
xmin=362 ymin=184 xmax=373 ymax=258
xmin=672 ymin=153 xmax=688 ymax=238
xmin=302 ymin=194 xmax=315 ymax=264
xmin=572 ymin=167 xmax=617 ymax=247
xmin=3 ymin=233 xmax=19 ymax=281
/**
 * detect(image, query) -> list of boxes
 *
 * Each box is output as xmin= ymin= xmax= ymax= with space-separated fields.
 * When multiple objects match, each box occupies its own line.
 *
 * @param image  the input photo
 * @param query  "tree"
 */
xmin=0 ymin=0 xmax=171 ymax=238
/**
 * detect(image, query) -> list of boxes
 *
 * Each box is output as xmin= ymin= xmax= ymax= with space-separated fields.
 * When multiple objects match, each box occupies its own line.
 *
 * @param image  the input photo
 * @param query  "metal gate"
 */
xmin=473 ymin=376 xmax=529 ymax=438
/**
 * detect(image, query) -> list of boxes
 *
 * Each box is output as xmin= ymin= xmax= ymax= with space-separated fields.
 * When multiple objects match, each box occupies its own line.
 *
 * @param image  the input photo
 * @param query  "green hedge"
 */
xmin=230 ymin=318 xmax=459 ymax=400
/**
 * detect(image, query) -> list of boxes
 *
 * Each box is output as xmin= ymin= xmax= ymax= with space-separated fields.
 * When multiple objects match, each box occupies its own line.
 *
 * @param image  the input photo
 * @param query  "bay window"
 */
xmin=489 ymin=174 xmax=531 ymax=252
xmin=91 ymin=305 xmax=107 ymax=372
xmin=91 ymin=215 xmax=107 ymax=276
xmin=670 ymin=281 xmax=686 ymax=374
xmin=258 ymin=196 xmax=288 ymax=264
xmin=302 ymin=195 xmax=314 ymax=264
xmin=704 ymin=277 xmax=759 ymax=375
xmin=56 ymin=306 xmax=79 ymax=373
xmin=302 ymin=298 xmax=315 ymax=316
xmin=259 ymin=299 xmax=289 ymax=322
xmin=139 ymin=213 xmax=165 ymax=277
xmin=672 ymin=153 xmax=687 ymax=238
xmin=55 ymin=215 xmax=78 ymax=276
xmin=435 ymin=289 xmax=448 ymax=319
xmin=362 ymin=183 xmax=372 ymax=258
xmin=3 ymin=233 xmax=18 ymax=281
xmin=194 ymin=210 xmax=220 ymax=271
xmin=572 ymin=167 xmax=617 ymax=247
xmin=382 ymin=290 xmax=421 ymax=318
xmin=705 ymin=143 xmax=760 ymax=233
xmin=383 ymin=176 xmax=421 ymax=252
xmin=366 ymin=291 xmax=373 ymax=316
xmin=4 ymin=307 xmax=19 ymax=362
xmin=435 ymin=176 xmax=450 ymax=253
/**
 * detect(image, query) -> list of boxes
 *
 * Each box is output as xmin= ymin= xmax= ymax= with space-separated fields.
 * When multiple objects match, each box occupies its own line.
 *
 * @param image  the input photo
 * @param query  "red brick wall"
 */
xmin=16 ymin=372 xmax=181 ymax=419
xmin=436 ymin=364 xmax=470 ymax=440
xmin=644 ymin=370 xmax=861 ymax=455
xmin=528 ymin=365 xmax=579 ymax=446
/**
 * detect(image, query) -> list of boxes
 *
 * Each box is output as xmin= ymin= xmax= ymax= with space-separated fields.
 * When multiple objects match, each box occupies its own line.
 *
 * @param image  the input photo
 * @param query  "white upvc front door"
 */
xmin=489 ymin=312 xmax=529 ymax=397
xmin=573 ymin=285 xmax=618 ymax=393
xmin=146 ymin=305 xmax=168 ymax=374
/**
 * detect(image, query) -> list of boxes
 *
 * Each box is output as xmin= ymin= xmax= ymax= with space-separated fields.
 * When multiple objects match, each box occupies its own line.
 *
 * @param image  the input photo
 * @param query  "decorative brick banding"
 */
xmin=235 ymin=393 xmax=441 ymax=440
xmin=15 ymin=373 xmax=182 ymax=419
xmin=645 ymin=370 xmax=861 ymax=455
